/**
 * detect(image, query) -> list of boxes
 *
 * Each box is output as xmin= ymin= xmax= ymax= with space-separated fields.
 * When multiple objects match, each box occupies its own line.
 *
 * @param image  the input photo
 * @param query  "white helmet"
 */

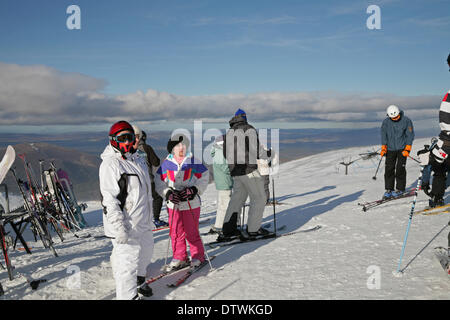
xmin=132 ymin=125 xmax=142 ymax=138
xmin=386 ymin=105 xmax=400 ymax=118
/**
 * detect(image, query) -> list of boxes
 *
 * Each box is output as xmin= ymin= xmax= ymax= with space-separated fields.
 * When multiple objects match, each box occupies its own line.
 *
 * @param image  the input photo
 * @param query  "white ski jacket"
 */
xmin=99 ymin=145 xmax=154 ymax=239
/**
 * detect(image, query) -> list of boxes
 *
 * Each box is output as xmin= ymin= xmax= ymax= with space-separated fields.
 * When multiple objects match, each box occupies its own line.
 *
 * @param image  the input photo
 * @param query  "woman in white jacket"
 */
xmin=99 ymin=121 xmax=154 ymax=300
xmin=155 ymin=134 xmax=209 ymax=272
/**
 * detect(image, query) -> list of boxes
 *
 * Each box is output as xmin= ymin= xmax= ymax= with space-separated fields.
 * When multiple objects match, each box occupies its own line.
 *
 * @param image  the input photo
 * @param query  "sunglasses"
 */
xmin=114 ymin=132 xmax=135 ymax=143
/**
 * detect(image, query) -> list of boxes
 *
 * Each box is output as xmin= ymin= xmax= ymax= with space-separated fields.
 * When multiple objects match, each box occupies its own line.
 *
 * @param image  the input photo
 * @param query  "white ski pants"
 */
xmin=224 ymin=170 xmax=266 ymax=233
xmin=110 ymin=230 xmax=154 ymax=300
xmin=214 ymin=189 xmax=232 ymax=229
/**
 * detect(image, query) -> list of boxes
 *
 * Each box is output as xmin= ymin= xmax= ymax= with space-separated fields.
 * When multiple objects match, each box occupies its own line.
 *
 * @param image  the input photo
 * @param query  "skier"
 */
xmin=428 ymin=53 xmax=450 ymax=208
xmin=155 ymin=133 xmax=209 ymax=272
xmin=380 ymin=105 xmax=415 ymax=199
xmin=425 ymin=53 xmax=450 ymax=274
xmin=209 ymin=134 xmax=233 ymax=234
xmin=99 ymin=121 xmax=154 ymax=300
xmin=132 ymin=125 xmax=167 ymax=228
xmin=257 ymin=146 xmax=278 ymax=205
xmin=220 ymin=108 xmax=271 ymax=241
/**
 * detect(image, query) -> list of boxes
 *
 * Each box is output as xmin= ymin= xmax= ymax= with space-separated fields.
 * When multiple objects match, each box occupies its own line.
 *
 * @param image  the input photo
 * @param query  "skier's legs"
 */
xmin=222 ymin=176 xmax=248 ymax=233
xmin=431 ymin=160 xmax=447 ymax=199
xmin=243 ymin=170 xmax=267 ymax=233
xmin=384 ymin=151 xmax=396 ymax=190
xmin=137 ymin=230 xmax=154 ymax=278
xmin=214 ymin=189 xmax=232 ymax=229
xmin=111 ymin=238 xmax=140 ymax=300
xmin=168 ymin=208 xmax=188 ymax=261
xmin=263 ymin=174 xmax=270 ymax=203
xmin=151 ymin=182 xmax=164 ymax=220
xmin=181 ymin=207 xmax=204 ymax=261
xmin=395 ymin=150 xmax=407 ymax=191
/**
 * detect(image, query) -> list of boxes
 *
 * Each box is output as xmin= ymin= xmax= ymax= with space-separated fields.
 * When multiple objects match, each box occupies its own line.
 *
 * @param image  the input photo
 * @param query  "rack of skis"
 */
xmin=0 ymin=146 xmax=89 ymax=282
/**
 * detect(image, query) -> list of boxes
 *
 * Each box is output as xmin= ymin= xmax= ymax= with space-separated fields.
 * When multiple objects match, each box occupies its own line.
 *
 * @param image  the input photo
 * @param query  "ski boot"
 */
xmin=137 ymin=276 xmax=153 ymax=298
xmin=391 ymin=190 xmax=404 ymax=198
xmin=161 ymin=259 xmax=190 ymax=273
xmin=382 ymin=190 xmax=393 ymax=200
xmin=242 ymin=227 xmax=275 ymax=241
xmin=217 ymin=212 xmax=240 ymax=242
xmin=429 ymin=196 xmax=445 ymax=208
xmin=206 ymin=226 xmax=221 ymax=235
xmin=153 ymin=219 xmax=169 ymax=228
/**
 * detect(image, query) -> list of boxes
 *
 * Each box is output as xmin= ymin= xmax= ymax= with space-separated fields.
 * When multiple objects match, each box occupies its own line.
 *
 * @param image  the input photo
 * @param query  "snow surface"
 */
xmin=1 ymin=137 xmax=449 ymax=300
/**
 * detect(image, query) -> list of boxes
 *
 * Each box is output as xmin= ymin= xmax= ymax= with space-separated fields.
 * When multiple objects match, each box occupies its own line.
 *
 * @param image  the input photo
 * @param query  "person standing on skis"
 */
xmin=380 ymin=105 xmax=415 ymax=199
xmin=209 ymin=134 xmax=233 ymax=234
xmin=99 ymin=121 xmax=155 ymax=300
xmin=428 ymin=53 xmax=450 ymax=208
xmin=155 ymin=133 xmax=209 ymax=272
xmin=132 ymin=125 xmax=167 ymax=228
xmin=219 ymin=108 xmax=271 ymax=241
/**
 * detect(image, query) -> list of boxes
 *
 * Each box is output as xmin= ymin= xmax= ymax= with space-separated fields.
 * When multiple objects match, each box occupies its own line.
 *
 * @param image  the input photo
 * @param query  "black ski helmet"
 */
xmin=447 ymin=53 xmax=450 ymax=71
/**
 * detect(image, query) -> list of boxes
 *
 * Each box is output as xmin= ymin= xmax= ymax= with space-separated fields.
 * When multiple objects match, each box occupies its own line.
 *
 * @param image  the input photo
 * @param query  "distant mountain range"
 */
xmin=0 ymin=127 xmax=435 ymax=202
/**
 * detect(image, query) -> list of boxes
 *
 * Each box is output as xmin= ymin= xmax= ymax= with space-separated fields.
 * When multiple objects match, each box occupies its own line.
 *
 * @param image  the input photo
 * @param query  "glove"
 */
xmin=380 ymin=145 xmax=387 ymax=157
xmin=178 ymin=186 xmax=198 ymax=201
xmin=115 ymin=229 xmax=128 ymax=244
xmin=402 ymin=145 xmax=412 ymax=157
xmin=165 ymin=189 xmax=181 ymax=204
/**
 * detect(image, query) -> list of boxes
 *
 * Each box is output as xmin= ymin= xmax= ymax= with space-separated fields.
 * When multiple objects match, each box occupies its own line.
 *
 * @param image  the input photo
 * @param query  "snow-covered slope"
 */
xmin=1 ymin=137 xmax=449 ymax=300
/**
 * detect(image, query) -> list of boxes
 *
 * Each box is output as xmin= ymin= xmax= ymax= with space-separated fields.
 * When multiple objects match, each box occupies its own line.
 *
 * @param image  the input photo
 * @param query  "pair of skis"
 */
xmin=358 ymin=188 xmax=418 ymax=212
xmin=413 ymin=204 xmax=450 ymax=216
xmin=141 ymin=256 xmax=216 ymax=289
xmin=205 ymin=225 xmax=322 ymax=249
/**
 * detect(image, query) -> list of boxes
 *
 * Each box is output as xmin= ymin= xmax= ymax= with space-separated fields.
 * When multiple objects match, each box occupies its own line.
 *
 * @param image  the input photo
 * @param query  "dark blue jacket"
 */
xmin=381 ymin=111 xmax=414 ymax=151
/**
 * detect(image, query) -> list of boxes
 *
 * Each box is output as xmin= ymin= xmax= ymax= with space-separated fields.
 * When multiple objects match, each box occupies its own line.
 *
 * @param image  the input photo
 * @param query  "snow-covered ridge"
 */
xmin=1 ymin=137 xmax=449 ymax=300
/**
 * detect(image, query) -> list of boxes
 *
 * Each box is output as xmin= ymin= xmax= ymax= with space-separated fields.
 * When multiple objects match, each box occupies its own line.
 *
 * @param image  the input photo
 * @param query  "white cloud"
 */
xmin=0 ymin=62 xmax=442 ymax=126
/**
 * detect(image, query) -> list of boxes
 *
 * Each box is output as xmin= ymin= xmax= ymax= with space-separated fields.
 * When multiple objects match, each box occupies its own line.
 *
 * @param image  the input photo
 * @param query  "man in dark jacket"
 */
xmin=133 ymin=125 xmax=167 ymax=227
xmin=380 ymin=105 xmax=415 ymax=199
xmin=219 ymin=108 xmax=271 ymax=241
xmin=427 ymin=53 xmax=450 ymax=208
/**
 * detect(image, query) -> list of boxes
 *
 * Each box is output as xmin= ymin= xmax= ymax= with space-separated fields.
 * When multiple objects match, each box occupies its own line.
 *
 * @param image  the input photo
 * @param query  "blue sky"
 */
xmin=0 ymin=0 xmax=448 ymax=132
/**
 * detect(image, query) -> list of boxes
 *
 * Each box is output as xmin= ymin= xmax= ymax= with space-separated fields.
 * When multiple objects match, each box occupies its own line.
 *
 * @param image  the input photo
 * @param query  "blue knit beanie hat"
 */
xmin=235 ymin=108 xmax=247 ymax=121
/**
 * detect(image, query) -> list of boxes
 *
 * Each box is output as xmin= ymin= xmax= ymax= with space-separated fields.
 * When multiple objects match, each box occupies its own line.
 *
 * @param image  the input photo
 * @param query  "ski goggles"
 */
xmin=113 ymin=132 xmax=135 ymax=143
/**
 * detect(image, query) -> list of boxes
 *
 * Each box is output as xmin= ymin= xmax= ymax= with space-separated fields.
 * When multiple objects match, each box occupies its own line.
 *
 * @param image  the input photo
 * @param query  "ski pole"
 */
xmin=372 ymin=155 xmax=384 ymax=180
xmin=394 ymin=165 xmax=424 ymax=275
xmin=164 ymin=204 xmax=174 ymax=268
xmin=271 ymin=177 xmax=277 ymax=236
xmin=399 ymin=222 xmax=449 ymax=273
xmin=407 ymin=155 xmax=421 ymax=164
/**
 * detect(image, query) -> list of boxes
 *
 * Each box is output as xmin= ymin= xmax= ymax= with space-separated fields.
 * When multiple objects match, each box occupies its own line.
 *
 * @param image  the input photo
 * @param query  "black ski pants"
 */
xmin=430 ymin=144 xmax=450 ymax=199
xmin=384 ymin=150 xmax=407 ymax=191
xmin=151 ymin=181 xmax=163 ymax=220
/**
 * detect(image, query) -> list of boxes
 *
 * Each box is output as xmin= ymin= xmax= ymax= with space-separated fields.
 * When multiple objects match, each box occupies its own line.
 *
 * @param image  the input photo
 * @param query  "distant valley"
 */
xmin=0 ymin=127 xmax=434 ymax=202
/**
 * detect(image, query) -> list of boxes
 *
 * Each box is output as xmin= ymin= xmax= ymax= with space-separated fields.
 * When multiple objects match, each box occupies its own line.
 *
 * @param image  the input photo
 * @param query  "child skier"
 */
xmin=155 ymin=134 xmax=209 ymax=272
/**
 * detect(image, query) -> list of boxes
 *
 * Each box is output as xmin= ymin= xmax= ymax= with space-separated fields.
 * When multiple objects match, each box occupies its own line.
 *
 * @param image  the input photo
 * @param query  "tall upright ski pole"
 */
xmin=372 ymin=155 xmax=384 ymax=180
xmin=394 ymin=165 xmax=424 ymax=275
xmin=272 ymin=177 xmax=277 ymax=236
